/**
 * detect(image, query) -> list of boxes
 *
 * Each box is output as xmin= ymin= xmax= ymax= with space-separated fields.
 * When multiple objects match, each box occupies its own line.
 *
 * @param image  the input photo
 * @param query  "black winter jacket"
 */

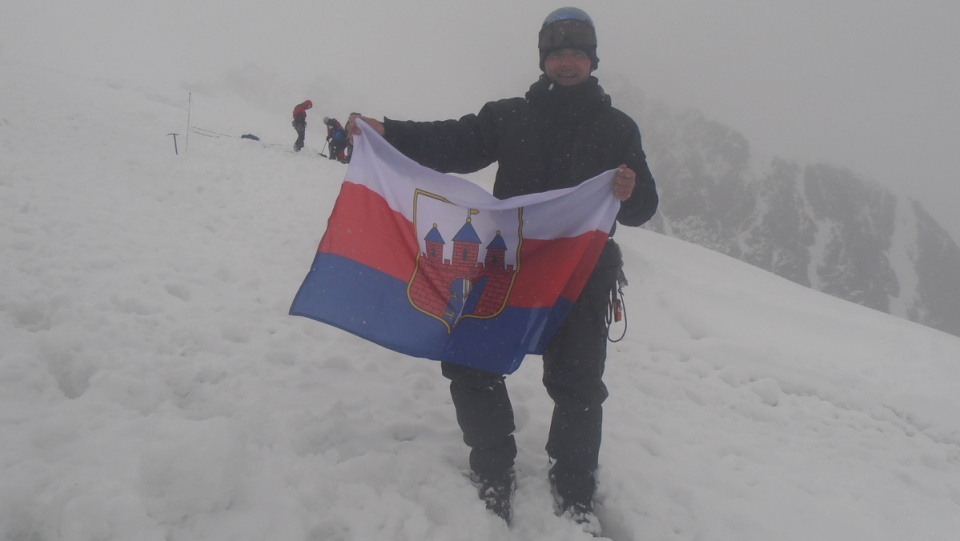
xmin=383 ymin=75 xmax=658 ymax=229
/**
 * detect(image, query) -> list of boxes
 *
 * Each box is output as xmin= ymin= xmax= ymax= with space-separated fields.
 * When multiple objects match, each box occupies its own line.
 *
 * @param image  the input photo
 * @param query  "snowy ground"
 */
xmin=3 ymin=62 xmax=960 ymax=541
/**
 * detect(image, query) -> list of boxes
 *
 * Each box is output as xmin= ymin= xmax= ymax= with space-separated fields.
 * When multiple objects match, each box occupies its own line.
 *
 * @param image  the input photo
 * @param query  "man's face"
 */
xmin=543 ymin=48 xmax=593 ymax=86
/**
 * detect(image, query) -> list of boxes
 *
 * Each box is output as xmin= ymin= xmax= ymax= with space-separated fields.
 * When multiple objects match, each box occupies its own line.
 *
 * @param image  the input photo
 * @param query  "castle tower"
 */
xmin=484 ymin=231 xmax=508 ymax=270
xmin=452 ymin=217 xmax=482 ymax=267
xmin=423 ymin=224 xmax=445 ymax=262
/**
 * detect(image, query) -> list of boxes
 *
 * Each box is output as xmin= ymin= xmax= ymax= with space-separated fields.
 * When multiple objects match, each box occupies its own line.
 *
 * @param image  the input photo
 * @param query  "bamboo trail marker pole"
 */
xmin=185 ymin=92 xmax=192 ymax=154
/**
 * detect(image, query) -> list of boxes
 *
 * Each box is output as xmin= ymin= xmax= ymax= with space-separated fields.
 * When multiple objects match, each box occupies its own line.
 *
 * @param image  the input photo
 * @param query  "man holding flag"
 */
xmin=344 ymin=7 xmax=657 ymax=530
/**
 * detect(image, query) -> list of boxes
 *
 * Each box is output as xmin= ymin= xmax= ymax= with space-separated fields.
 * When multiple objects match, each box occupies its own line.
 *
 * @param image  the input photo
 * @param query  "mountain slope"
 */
xmin=639 ymin=104 xmax=960 ymax=337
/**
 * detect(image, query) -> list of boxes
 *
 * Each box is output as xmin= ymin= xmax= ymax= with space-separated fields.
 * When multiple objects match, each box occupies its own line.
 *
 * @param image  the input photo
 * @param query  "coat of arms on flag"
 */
xmin=410 ymin=191 xmax=521 ymax=331
xmin=290 ymin=120 xmax=620 ymax=374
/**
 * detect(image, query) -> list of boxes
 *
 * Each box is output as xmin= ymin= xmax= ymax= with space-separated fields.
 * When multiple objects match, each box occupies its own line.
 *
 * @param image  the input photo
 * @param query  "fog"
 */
xmin=4 ymin=0 xmax=958 ymax=239
xmin=4 ymin=59 xmax=960 ymax=539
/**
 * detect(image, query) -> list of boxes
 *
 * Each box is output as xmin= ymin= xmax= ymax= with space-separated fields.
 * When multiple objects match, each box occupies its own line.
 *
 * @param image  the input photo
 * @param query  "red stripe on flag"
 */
xmin=318 ymin=182 xmax=418 ymax=282
xmin=508 ymin=231 xmax=609 ymax=308
xmin=319 ymin=182 xmax=609 ymax=309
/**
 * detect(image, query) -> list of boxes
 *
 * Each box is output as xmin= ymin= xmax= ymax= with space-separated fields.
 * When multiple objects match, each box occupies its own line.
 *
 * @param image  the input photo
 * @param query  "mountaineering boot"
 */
xmin=560 ymin=501 xmax=602 ymax=537
xmin=473 ymin=469 xmax=515 ymax=524
xmin=550 ymin=470 xmax=602 ymax=537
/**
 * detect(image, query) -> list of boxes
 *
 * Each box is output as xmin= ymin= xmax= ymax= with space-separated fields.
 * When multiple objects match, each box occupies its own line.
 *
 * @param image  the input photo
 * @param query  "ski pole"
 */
xmin=168 ymin=133 xmax=179 ymax=155
xmin=320 ymin=140 xmax=328 ymax=157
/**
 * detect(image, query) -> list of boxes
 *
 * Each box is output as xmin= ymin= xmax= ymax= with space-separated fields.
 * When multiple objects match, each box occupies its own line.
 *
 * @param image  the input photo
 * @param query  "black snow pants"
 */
xmin=293 ymin=118 xmax=306 ymax=151
xmin=441 ymin=239 xmax=622 ymax=506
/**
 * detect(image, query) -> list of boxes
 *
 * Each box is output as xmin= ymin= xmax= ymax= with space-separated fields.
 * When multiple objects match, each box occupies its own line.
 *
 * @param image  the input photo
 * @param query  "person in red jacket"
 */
xmin=292 ymin=100 xmax=312 ymax=152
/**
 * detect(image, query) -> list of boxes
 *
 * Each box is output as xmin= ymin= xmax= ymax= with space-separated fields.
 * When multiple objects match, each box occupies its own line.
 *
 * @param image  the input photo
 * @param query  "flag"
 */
xmin=290 ymin=120 xmax=620 ymax=374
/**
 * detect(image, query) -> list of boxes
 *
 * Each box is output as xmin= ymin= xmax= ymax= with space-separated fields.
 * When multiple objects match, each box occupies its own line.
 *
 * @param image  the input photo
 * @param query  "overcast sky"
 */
xmin=4 ymin=0 xmax=959 ymax=239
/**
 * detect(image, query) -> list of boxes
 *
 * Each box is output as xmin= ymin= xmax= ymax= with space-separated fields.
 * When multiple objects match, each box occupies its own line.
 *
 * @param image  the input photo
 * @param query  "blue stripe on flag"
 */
xmin=289 ymin=253 xmax=572 ymax=374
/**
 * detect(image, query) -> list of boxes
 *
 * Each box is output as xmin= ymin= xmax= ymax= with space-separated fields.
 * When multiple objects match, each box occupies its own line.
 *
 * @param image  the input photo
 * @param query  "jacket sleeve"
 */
xmin=382 ymin=104 xmax=500 ymax=175
xmin=617 ymin=130 xmax=659 ymax=227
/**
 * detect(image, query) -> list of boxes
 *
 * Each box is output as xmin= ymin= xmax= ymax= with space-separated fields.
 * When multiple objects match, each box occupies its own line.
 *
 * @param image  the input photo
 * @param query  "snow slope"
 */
xmin=3 ymin=62 xmax=960 ymax=541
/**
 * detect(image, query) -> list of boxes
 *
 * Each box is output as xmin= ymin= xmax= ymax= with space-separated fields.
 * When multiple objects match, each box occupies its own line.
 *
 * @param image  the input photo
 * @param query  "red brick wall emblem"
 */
xmin=408 ymin=190 xmax=521 ymax=331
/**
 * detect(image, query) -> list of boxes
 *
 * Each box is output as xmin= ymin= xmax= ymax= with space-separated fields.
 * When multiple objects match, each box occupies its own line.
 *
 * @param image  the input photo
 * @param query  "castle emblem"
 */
xmin=408 ymin=190 xmax=522 ymax=331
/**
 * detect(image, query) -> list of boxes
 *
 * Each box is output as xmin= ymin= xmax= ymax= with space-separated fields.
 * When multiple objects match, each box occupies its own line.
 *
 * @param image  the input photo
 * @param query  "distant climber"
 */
xmin=323 ymin=117 xmax=349 ymax=163
xmin=292 ymin=100 xmax=312 ymax=152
